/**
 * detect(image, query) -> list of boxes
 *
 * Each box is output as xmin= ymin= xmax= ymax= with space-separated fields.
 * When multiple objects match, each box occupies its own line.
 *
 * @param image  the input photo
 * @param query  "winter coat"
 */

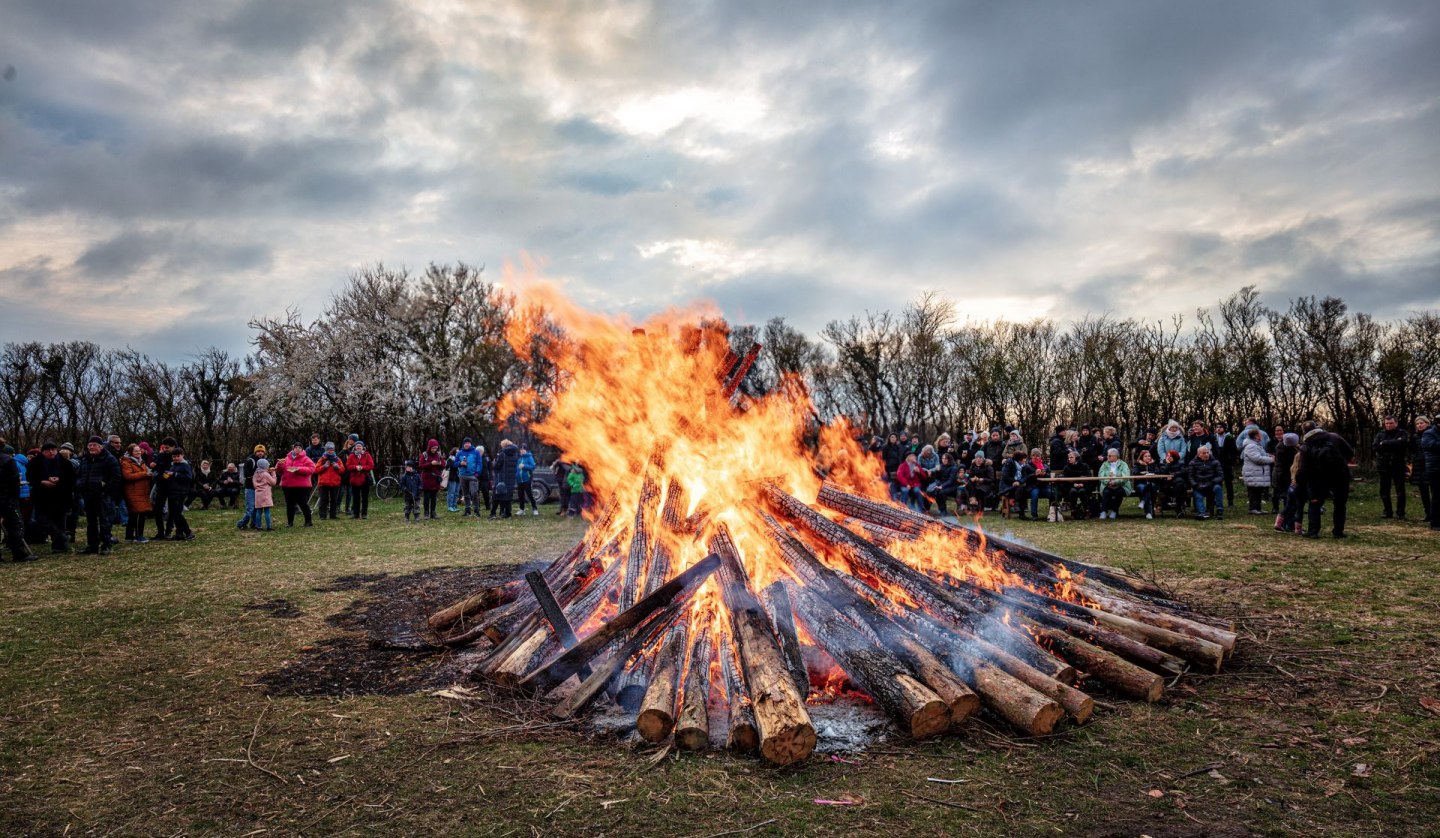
xmin=917 ymin=451 xmax=940 ymax=472
xmin=968 ymin=462 xmax=996 ymax=493
xmin=1158 ymin=458 xmax=1188 ymax=491
xmin=455 ymin=446 xmax=481 ymax=478
xmin=1418 ymin=425 xmax=1440 ymax=475
xmin=881 ymin=443 xmax=905 ymax=475
xmin=399 ymin=470 xmax=422 ymax=498
xmin=1096 ymin=435 xmax=1124 ymax=460
xmin=121 ymin=457 xmax=154 ymax=513
xmin=239 ymin=456 xmax=261 ymax=490
xmin=518 ymin=451 xmax=536 ymax=483
xmin=1098 ymin=459 xmax=1131 ymax=494
xmin=1272 ymin=444 xmax=1298 ymax=490
xmin=315 ymin=456 xmax=345 ymax=487
xmin=165 ymin=461 xmax=194 ymax=499
xmin=1186 ymin=456 xmax=1223 ymax=490
xmin=1184 ymin=433 xmax=1218 ymax=463
xmin=1240 ymin=441 xmax=1275 ymax=488
xmin=1410 ymin=434 xmax=1429 ymax=485
xmin=345 ymin=452 xmax=374 ymax=486
xmin=896 ymin=461 xmax=926 ymax=489
xmin=76 ymin=450 xmax=122 ymax=497
xmin=493 ymin=444 xmax=520 ymax=490
xmin=1297 ymin=430 xmax=1354 ymax=488
xmin=252 ymin=470 xmax=276 ymax=508
xmin=1156 ymin=431 xmax=1187 ymax=463
xmin=1000 ymin=458 xmax=1036 ymax=490
xmin=0 ymin=452 xmax=19 ymax=504
xmin=305 ymin=443 xmax=326 ymax=464
xmin=1371 ymin=428 xmax=1410 ymax=473
xmin=927 ymin=462 xmax=960 ymax=493
xmin=1213 ymin=433 xmax=1239 ymax=468
xmin=30 ymin=454 xmax=75 ymax=507
xmin=983 ymin=438 xmax=1005 ymax=463
xmin=1002 ymin=437 xmax=1027 ymax=460
xmin=15 ymin=452 xmax=28 ymax=500
xmin=278 ymin=452 xmax=316 ymax=488
xmin=419 ymin=450 xmax=446 ymax=491
xmin=1047 ymin=434 xmax=1068 ymax=470
xmin=565 ymin=468 xmax=585 ymax=493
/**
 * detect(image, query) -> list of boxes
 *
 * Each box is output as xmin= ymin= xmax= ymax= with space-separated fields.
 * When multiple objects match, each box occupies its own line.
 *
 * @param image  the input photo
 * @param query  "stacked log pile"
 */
xmin=427 ymin=480 xmax=1235 ymax=765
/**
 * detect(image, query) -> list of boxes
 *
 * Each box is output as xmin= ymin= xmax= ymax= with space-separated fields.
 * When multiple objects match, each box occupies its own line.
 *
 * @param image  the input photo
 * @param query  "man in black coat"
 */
xmin=1299 ymin=427 xmax=1355 ymax=538
xmin=1212 ymin=422 xmax=1239 ymax=507
xmin=1371 ymin=415 xmax=1410 ymax=519
xmin=1048 ymin=425 xmax=1068 ymax=471
xmin=76 ymin=436 xmax=121 ymax=555
xmin=0 ymin=441 xmax=37 ymax=562
xmin=30 ymin=442 xmax=75 ymax=553
xmin=162 ymin=447 xmax=195 ymax=540
xmin=1186 ymin=445 xmax=1225 ymax=519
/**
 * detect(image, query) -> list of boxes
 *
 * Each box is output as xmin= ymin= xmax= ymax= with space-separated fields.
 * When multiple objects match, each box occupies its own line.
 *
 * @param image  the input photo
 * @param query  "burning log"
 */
xmin=554 ymin=605 xmax=685 ymax=720
xmin=636 ymin=621 xmax=689 ymax=743
xmin=718 ymin=634 xmax=759 ymax=752
xmin=710 ymin=528 xmax=817 ymax=765
xmin=674 ymin=621 xmax=714 ymax=750
xmin=759 ymin=581 xmax=810 ymax=699
xmin=519 ymin=554 xmax=722 ymax=696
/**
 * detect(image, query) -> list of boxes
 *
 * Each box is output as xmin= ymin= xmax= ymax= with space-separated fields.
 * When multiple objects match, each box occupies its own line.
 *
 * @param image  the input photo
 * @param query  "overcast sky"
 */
xmin=2 ymin=0 xmax=1437 ymax=360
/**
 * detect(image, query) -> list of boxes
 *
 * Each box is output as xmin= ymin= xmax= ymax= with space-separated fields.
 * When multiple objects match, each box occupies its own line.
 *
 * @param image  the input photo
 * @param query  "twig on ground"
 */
xmin=245 ymin=705 xmax=286 ymax=784
xmin=901 ymin=789 xmax=982 ymax=812
xmin=691 ymin=818 xmax=779 ymax=838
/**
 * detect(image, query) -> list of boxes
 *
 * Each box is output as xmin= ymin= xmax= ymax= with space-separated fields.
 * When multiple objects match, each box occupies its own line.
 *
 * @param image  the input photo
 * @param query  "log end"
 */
xmin=675 ymin=725 xmax=710 ymax=751
xmin=758 ymin=721 xmax=817 ymax=766
xmin=908 ymin=699 xmax=952 ymax=740
xmin=636 ymin=709 xmax=675 ymax=743
xmin=948 ymin=692 xmax=982 ymax=726
xmin=1028 ymin=701 xmax=1065 ymax=736
xmin=727 ymin=724 xmax=759 ymax=753
xmin=1066 ymin=693 xmax=1096 ymax=724
xmin=1142 ymin=675 xmax=1165 ymax=704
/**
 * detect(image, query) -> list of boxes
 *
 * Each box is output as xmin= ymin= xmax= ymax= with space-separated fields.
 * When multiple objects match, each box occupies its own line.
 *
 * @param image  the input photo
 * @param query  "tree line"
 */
xmin=2 ymin=264 xmax=1435 ymax=466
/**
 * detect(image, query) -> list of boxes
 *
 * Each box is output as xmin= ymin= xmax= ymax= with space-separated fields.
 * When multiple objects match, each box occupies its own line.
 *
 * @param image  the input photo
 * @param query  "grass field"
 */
xmin=2 ymin=485 xmax=1437 ymax=837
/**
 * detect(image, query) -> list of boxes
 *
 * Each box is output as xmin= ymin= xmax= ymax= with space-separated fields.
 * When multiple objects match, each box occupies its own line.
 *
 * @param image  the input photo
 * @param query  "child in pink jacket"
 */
xmin=252 ymin=459 xmax=277 ymax=531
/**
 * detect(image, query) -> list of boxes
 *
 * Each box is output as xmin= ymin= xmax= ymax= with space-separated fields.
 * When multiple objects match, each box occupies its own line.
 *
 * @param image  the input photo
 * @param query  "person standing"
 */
xmin=456 ymin=438 xmax=481 ymax=516
xmin=445 ymin=446 xmax=462 ymax=512
xmin=314 ymin=444 xmax=345 ymax=519
xmin=340 ymin=434 xmax=359 ymax=515
xmin=345 ymin=442 xmax=374 ymax=520
xmin=1212 ymin=422 xmax=1238 ymax=507
xmin=1371 ymin=415 xmax=1410 ymax=519
xmin=488 ymin=439 xmax=519 ymax=520
xmin=418 ymin=439 xmax=446 ymax=520
xmin=163 ymin=447 xmax=195 ymax=540
xmin=0 ymin=440 xmax=37 ymax=562
xmin=516 ymin=444 xmax=538 ymax=516
xmin=1419 ymin=416 xmax=1440 ymax=532
xmin=400 ymin=460 xmax=422 ymax=523
xmin=1299 ymin=426 xmax=1355 ymax=539
xmin=151 ymin=438 xmax=177 ymax=539
xmin=1239 ymin=429 xmax=1275 ymax=515
xmin=236 ymin=445 xmax=265 ymax=529
xmin=30 ymin=442 xmax=74 ymax=553
xmin=279 ymin=442 xmax=316 ymax=527
xmin=553 ymin=457 xmax=573 ymax=517
xmin=120 ymin=444 xmax=155 ymax=542
xmin=252 ymin=459 xmax=276 ymax=530
xmin=76 ymin=436 xmax=121 ymax=555
xmin=564 ymin=463 xmax=586 ymax=516
xmin=304 ymin=434 xmax=326 ymax=469
xmin=1411 ymin=416 xmax=1432 ymax=526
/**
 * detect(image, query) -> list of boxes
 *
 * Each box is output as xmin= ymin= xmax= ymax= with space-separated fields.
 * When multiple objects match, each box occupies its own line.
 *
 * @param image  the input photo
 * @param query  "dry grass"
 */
xmin=2 ymin=486 xmax=1438 ymax=837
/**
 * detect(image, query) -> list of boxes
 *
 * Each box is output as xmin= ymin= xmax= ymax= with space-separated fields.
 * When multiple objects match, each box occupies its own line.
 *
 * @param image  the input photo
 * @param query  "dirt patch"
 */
xmin=1078 ymin=821 xmax=1253 ymax=838
xmin=242 ymin=598 xmax=304 ymax=619
xmin=257 ymin=562 xmax=544 ymax=697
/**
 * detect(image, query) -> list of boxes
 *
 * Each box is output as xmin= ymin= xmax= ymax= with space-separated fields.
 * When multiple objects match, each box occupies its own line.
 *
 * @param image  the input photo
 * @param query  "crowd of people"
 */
xmin=872 ymin=414 xmax=1440 ymax=538
xmin=0 ymin=430 xmax=593 ymax=564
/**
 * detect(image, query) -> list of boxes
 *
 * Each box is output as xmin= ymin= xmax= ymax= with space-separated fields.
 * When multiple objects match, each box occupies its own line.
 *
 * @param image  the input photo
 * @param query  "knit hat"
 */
xmin=348 ymin=433 xmax=360 ymax=441
xmin=60 ymin=442 xmax=75 ymax=452
xmin=88 ymin=435 xmax=104 ymax=446
xmin=254 ymin=444 xmax=267 ymax=454
xmin=256 ymin=458 xmax=270 ymax=469
xmin=325 ymin=441 xmax=336 ymax=450
xmin=1282 ymin=432 xmax=1300 ymax=446
xmin=428 ymin=438 xmax=439 ymax=448
xmin=41 ymin=441 xmax=58 ymax=450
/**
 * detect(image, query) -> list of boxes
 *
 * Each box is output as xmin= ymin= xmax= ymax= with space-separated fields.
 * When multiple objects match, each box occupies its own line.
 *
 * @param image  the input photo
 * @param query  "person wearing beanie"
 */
xmin=516 ymin=444 xmax=539 ymax=516
xmin=456 ymin=437 xmax=482 ymax=517
xmin=280 ymin=442 xmax=316 ymax=527
xmin=251 ymin=458 xmax=276 ymax=530
xmin=345 ymin=442 xmax=374 ymax=520
xmin=400 ymin=459 xmax=423 ymax=522
xmin=314 ymin=444 xmax=345 ymax=520
xmin=236 ymin=444 xmax=267 ymax=530
xmin=341 ymin=435 xmax=359 ymax=515
xmin=418 ymin=438 xmax=446 ymax=520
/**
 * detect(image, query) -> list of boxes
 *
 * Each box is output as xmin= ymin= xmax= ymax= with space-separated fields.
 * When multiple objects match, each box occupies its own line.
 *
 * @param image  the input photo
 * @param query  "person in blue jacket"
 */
xmin=456 ymin=438 xmax=483 ymax=517
xmin=515 ymin=444 xmax=538 ymax=516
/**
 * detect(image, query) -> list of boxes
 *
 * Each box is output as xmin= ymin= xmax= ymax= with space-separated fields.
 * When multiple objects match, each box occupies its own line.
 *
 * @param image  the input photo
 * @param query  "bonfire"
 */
xmin=427 ymin=292 xmax=1235 ymax=765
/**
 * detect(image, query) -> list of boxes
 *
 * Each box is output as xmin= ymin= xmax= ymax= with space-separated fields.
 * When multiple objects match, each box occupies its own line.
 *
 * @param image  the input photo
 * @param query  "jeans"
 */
xmin=1101 ymin=486 xmax=1126 ymax=515
xmin=238 ymin=488 xmax=256 ymax=528
xmin=1135 ymin=482 xmax=1155 ymax=516
xmin=1280 ymin=485 xmax=1304 ymax=531
xmin=461 ymin=475 xmax=480 ymax=513
xmin=115 ymin=499 xmax=129 ymax=526
xmin=447 ymin=479 xmax=461 ymax=510
xmin=168 ymin=498 xmax=191 ymax=537
xmin=897 ymin=486 xmax=924 ymax=512
xmin=405 ymin=493 xmax=420 ymax=518
xmin=256 ymin=507 xmax=272 ymax=528
xmin=1378 ymin=468 xmax=1406 ymax=517
xmin=1192 ymin=485 xmax=1223 ymax=517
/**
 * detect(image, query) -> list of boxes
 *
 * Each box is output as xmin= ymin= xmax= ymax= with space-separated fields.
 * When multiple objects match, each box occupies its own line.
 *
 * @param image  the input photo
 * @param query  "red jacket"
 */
xmin=315 ymin=457 xmax=345 ymax=487
xmin=418 ymin=447 xmax=446 ymax=491
xmin=278 ymin=452 xmax=316 ymax=488
xmin=346 ymin=451 xmax=374 ymax=486
xmin=896 ymin=461 xmax=927 ymax=489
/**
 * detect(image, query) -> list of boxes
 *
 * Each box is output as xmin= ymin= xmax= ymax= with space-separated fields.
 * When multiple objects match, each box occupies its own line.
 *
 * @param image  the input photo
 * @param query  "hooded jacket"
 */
xmin=252 ymin=468 xmax=277 ymax=508
xmin=419 ymin=441 xmax=447 ymax=491
xmin=345 ymin=450 xmax=374 ymax=486
xmin=1156 ymin=424 xmax=1187 ymax=463
xmin=1297 ymin=429 xmax=1354 ymax=487
xmin=1240 ymin=440 xmax=1275 ymax=488
xmin=121 ymin=456 xmax=154 ymax=513
xmin=315 ymin=453 xmax=345 ymax=487
xmin=1420 ymin=425 xmax=1440 ymax=474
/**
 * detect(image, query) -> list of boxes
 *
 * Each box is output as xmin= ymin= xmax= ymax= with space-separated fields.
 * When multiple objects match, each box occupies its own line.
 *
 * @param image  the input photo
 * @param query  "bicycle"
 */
xmin=374 ymin=465 xmax=402 ymax=501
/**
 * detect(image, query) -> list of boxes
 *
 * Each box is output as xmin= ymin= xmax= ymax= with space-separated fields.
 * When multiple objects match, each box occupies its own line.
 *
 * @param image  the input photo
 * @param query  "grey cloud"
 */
xmin=74 ymin=230 xmax=272 ymax=280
